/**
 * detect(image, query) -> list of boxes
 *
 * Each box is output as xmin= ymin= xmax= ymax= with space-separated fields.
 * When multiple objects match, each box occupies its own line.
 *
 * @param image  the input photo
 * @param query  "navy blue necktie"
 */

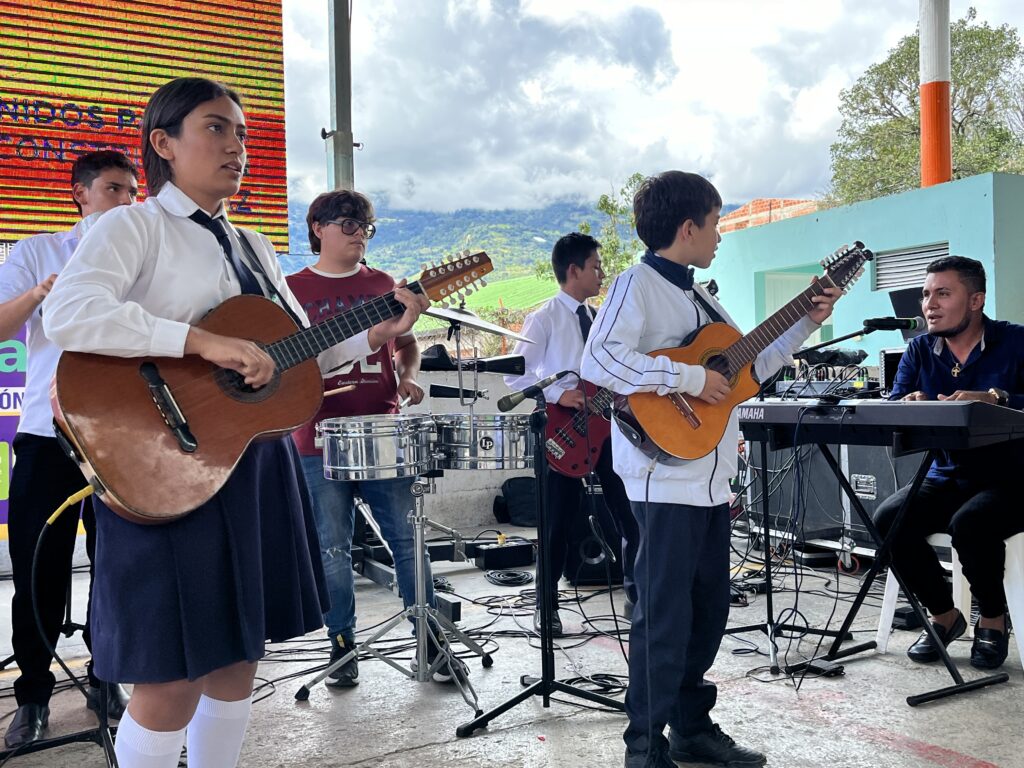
xmin=576 ymin=304 xmax=593 ymax=342
xmin=188 ymin=210 xmax=263 ymax=296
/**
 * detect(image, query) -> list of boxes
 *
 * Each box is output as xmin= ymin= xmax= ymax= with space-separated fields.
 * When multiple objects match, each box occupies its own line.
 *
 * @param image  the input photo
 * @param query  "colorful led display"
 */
xmin=0 ymin=0 xmax=289 ymax=530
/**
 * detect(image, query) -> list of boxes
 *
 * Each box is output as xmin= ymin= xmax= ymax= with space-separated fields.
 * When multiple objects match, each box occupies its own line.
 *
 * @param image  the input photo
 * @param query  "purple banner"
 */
xmin=0 ymin=326 xmax=26 ymax=528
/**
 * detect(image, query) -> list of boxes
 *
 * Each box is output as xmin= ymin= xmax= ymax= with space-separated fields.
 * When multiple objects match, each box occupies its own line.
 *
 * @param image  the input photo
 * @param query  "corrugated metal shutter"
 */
xmin=873 ymin=242 xmax=949 ymax=290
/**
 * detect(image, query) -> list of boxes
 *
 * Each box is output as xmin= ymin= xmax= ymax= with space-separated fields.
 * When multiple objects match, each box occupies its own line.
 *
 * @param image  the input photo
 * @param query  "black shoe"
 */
xmin=668 ymin=724 xmax=767 ymax=767
xmin=326 ymin=634 xmax=359 ymax=687
xmin=624 ymin=747 xmax=676 ymax=768
xmin=533 ymin=607 xmax=564 ymax=637
xmin=907 ymin=610 xmax=967 ymax=663
xmin=87 ymin=683 xmax=130 ymax=720
xmin=970 ymin=619 xmax=1010 ymax=670
xmin=425 ymin=632 xmax=470 ymax=684
xmin=4 ymin=703 xmax=49 ymax=749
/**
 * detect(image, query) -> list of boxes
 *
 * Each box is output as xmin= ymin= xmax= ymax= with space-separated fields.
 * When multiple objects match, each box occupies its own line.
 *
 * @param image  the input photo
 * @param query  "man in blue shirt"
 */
xmin=876 ymin=255 xmax=1024 ymax=670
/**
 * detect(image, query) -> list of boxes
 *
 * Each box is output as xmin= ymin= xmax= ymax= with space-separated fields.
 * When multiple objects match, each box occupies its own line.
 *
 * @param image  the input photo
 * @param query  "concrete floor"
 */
xmin=1 ymin=531 xmax=1021 ymax=768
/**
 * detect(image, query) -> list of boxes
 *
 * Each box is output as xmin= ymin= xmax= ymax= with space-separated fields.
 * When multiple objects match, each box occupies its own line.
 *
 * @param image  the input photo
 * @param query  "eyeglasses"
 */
xmin=327 ymin=218 xmax=376 ymax=239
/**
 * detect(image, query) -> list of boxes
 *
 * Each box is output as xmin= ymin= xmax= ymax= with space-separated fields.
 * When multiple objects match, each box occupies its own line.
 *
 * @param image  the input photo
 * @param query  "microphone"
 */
xmin=862 ymin=316 xmax=925 ymax=331
xmin=497 ymin=370 xmax=572 ymax=412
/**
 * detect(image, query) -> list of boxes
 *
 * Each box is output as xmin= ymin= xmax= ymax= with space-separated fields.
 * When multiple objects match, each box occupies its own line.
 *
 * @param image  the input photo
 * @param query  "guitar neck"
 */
xmin=265 ymin=282 xmax=425 ymax=371
xmin=721 ymin=274 xmax=836 ymax=374
xmin=586 ymin=387 xmax=615 ymax=415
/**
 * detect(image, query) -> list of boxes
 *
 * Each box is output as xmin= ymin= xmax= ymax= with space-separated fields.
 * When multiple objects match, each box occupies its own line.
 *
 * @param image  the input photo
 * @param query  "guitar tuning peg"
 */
xmin=421 ymin=263 xmax=429 ymax=271
xmin=462 ymin=249 xmax=470 ymax=257
xmin=464 ymin=286 xmax=474 ymax=295
xmin=479 ymin=278 xmax=487 ymax=287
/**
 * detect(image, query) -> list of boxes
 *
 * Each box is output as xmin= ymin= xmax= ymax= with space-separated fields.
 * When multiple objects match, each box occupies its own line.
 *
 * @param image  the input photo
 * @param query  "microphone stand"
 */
xmin=792 ymin=327 xmax=876 ymax=359
xmin=456 ymin=389 xmax=623 ymax=738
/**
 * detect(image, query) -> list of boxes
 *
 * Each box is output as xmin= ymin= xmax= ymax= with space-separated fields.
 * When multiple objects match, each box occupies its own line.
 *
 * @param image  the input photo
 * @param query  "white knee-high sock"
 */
xmin=185 ymin=694 xmax=253 ymax=768
xmin=114 ymin=709 xmax=187 ymax=768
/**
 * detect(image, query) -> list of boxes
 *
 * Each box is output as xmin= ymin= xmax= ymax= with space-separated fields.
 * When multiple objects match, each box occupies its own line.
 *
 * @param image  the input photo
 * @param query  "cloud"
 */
xmin=282 ymin=0 xmax=1024 ymax=209
xmin=284 ymin=0 xmax=677 ymax=209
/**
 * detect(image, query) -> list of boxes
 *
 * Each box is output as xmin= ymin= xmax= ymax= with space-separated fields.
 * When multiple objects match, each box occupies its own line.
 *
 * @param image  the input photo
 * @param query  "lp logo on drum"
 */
xmin=479 ymin=436 xmax=495 ymax=451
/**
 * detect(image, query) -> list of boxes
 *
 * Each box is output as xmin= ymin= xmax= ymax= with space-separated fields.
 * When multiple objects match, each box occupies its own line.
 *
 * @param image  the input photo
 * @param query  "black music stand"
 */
xmin=455 ymin=393 xmax=623 ymax=738
xmin=724 ymin=439 xmax=849 ymax=673
xmin=783 ymin=442 xmax=1008 ymax=705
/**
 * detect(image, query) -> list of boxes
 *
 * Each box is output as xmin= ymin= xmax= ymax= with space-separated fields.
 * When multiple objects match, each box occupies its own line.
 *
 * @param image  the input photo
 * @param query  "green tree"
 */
xmin=828 ymin=8 xmax=1024 ymax=205
xmin=535 ymin=172 xmax=646 ymax=287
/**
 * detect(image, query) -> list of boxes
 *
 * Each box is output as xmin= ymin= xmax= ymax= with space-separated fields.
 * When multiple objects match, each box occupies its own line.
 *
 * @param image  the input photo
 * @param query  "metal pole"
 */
xmin=327 ymin=0 xmax=355 ymax=189
xmin=920 ymin=0 xmax=952 ymax=186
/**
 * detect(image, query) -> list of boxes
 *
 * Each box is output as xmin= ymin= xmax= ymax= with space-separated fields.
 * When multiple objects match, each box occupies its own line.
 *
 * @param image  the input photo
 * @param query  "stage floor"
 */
xmin=1 ymin=526 xmax=1019 ymax=768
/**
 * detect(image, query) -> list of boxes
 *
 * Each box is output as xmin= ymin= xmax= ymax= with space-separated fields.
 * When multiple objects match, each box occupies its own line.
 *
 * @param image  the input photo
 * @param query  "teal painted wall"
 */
xmin=712 ymin=173 xmax=1009 ymax=363
xmin=992 ymin=173 xmax=1024 ymax=324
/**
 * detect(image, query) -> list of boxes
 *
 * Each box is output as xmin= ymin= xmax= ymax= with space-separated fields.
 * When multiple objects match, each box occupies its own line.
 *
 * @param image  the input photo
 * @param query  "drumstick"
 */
xmin=324 ymin=384 xmax=357 ymax=397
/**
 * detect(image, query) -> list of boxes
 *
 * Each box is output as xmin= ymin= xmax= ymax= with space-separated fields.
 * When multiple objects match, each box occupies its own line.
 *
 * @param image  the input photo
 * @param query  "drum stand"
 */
xmin=296 ymin=477 xmax=493 ymax=715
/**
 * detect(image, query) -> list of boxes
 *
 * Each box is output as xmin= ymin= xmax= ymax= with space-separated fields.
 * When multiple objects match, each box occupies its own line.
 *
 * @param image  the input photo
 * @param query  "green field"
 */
xmin=414 ymin=274 xmax=558 ymax=331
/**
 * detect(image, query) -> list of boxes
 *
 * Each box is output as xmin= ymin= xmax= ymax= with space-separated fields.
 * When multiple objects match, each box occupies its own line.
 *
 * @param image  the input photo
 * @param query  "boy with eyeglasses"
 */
xmin=287 ymin=189 xmax=466 ymax=685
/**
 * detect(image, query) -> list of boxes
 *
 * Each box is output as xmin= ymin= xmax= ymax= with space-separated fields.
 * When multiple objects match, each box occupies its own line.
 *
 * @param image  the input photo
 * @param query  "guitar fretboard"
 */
xmin=265 ymin=283 xmax=425 ymax=371
xmin=720 ymin=275 xmax=837 ymax=376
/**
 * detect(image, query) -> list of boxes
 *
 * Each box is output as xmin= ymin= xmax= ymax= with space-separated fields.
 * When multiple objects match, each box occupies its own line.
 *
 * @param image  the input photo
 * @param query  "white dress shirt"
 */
xmin=0 ymin=214 xmax=102 ymax=437
xmin=504 ymin=290 xmax=594 ymax=403
xmin=581 ymin=262 xmax=818 ymax=506
xmin=43 ymin=183 xmax=373 ymax=372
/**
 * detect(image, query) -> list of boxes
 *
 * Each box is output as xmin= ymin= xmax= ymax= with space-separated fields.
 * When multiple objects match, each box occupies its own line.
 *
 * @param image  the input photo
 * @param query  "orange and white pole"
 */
xmin=920 ymin=0 xmax=952 ymax=186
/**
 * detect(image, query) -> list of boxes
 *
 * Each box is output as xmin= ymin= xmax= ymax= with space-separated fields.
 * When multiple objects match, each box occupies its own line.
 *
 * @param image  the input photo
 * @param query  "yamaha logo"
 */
xmin=737 ymin=406 xmax=765 ymax=420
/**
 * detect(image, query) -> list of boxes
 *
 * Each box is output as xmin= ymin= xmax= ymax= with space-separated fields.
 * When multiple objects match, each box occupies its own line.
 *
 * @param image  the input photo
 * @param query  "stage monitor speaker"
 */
xmin=744 ymin=442 xmax=844 ymax=542
xmin=563 ymin=486 xmax=624 ymax=586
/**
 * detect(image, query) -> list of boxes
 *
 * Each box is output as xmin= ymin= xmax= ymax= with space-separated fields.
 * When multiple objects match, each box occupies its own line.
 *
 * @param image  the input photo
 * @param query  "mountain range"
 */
xmin=282 ymin=200 xmax=599 ymax=279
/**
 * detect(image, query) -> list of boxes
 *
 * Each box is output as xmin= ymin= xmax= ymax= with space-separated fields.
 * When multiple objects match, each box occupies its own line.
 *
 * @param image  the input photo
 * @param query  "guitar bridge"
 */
xmin=668 ymin=393 xmax=702 ymax=430
xmin=139 ymin=362 xmax=198 ymax=453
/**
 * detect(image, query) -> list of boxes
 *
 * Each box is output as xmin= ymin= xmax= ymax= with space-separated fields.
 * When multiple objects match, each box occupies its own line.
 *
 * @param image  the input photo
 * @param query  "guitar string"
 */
xmin=151 ymin=287 xmax=417 ymax=403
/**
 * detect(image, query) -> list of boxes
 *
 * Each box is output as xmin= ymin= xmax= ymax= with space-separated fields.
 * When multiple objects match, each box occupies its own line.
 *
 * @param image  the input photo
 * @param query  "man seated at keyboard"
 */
xmin=874 ymin=255 xmax=1024 ymax=670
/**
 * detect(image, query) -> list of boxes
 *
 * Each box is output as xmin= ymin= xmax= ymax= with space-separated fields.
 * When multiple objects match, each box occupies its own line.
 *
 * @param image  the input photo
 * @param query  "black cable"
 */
xmin=484 ymin=570 xmax=533 ymax=587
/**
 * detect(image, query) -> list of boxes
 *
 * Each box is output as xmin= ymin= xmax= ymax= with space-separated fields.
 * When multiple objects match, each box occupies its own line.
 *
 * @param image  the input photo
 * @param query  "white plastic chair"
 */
xmin=876 ymin=532 xmax=1024 ymax=670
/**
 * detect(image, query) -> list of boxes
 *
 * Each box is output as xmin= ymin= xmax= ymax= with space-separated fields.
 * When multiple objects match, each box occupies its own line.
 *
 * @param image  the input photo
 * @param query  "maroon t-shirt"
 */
xmin=287 ymin=265 xmax=402 ymax=456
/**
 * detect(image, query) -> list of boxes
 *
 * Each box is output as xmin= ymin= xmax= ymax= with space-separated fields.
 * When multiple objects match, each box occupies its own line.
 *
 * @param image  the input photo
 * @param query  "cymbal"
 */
xmin=424 ymin=306 xmax=533 ymax=343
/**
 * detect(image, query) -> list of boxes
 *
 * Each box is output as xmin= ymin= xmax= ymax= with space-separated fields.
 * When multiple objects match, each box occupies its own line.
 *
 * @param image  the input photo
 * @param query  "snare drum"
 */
xmin=435 ymin=413 xmax=533 ymax=470
xmin=318 ymin=414 xmax=437 ymax=481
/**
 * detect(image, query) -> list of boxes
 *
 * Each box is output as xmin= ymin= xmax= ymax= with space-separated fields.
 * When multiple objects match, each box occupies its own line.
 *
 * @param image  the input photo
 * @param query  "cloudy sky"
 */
xmin=282 ymin=0 xmax=1024 ymax=210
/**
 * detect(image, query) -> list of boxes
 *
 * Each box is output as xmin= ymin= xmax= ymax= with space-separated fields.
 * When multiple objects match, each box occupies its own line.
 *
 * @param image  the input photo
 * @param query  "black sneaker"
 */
xmin=907 ymin=610 xmax=967 ymax=663
xmin=533 ymin=607 xmax=564 ymax=637
xmin=970 ymin=618 xmax=1010 ymax=670
xmin=668 ymin=724 xmax=767 ymax=767
xmin=326 ymin=634 xmax=359 ymax=688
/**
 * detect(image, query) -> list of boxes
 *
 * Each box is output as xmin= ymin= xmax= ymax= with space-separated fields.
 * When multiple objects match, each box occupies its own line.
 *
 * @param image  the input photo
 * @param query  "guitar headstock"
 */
xmin=418 ymin=251 xmax=493 ymax=305
xmin=820 ymin=241 xmax=873 ymax=293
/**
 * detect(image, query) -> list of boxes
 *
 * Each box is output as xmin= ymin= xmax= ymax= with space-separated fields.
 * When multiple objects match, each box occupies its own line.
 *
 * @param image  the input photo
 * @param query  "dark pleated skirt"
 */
xmin=89 ymin=436 xmax=329 ymax=683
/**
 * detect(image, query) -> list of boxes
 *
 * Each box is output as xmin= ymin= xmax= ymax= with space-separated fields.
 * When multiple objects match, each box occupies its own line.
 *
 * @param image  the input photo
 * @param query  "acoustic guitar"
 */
xmin=544 ymin=381 xmax=614 ymax=478
xmin=613 ymin=243 xmax=872 ymax=461
xmin=52 ymin=252 xmax=492 ymax=524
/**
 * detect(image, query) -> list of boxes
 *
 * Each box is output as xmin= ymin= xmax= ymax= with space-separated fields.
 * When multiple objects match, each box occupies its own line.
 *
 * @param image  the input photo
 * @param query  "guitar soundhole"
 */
xmin=706 ymin=353 xmax=730 ymax=378
xmin=214 ymin=368 xmax=282 ymax=403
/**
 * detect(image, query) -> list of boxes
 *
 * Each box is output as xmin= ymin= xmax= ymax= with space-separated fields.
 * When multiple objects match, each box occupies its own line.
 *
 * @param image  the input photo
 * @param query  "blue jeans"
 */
xmin=300 ymin=455 xmax=435 ymax=641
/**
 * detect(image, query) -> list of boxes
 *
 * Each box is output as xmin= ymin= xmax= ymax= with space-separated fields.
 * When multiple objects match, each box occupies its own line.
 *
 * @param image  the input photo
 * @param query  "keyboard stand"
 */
xmin=784 ymin=444 xmax=1009 ymax=705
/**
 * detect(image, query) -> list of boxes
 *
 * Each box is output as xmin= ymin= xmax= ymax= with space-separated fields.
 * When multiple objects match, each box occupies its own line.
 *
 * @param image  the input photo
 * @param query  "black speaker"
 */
xmin=563 ymin=487 xmax=624 ymax=586
xmin=746 ymin=441 xmax=946 ymax=555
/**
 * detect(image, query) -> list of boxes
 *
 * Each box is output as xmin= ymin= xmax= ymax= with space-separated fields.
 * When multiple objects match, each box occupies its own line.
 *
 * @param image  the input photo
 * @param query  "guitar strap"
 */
xmin=690 ymin=284 xmax=727 ymax=326
xmin=231 ymin=225 xmax=308 ymax=330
